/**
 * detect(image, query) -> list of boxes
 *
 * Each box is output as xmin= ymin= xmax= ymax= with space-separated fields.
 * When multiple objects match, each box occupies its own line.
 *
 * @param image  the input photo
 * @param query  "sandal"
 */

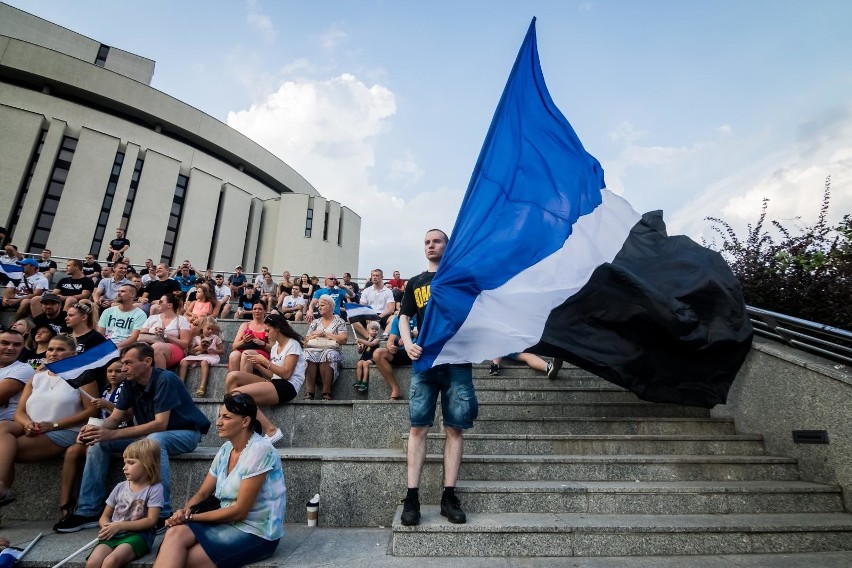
xmin=195 ymin=386 xmax=206 ymax=397
xmin=303 ymin=393 xmax=314 ymax=400
xmin=357 ymin=382 xmax=369 ymax=393
xmin=321 ymin=393 xmax=332 ymax=401
xmin=389 ymin=395 xmax=402 ymax=401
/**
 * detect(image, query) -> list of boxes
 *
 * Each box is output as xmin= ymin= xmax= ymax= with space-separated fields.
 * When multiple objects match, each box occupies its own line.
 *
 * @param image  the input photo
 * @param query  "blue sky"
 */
xmin=9 ymin=0 xmax=852 ymax=277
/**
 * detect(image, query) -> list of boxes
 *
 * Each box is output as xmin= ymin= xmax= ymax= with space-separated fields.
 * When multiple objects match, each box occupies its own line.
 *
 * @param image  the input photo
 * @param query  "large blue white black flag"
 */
xmin=414 ymin=19 xmax=753 ymax=408
xmin=46 ymin=339 xmax=119 ymax=387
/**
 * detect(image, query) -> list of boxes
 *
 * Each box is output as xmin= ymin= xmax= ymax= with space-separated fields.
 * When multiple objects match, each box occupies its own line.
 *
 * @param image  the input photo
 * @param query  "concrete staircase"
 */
xmin=3 ymin=315 xmax=852 ymax=559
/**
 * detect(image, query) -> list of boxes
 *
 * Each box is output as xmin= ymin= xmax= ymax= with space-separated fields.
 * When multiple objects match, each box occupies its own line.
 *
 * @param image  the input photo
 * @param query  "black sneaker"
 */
xmin=547 ymin=358 xmax=563 ymax=380
xmin=440 ymin=492 xmax=466 ymax=524
xmin=400 ymin=496 xmax=420 ymax=526
xmin=489 ymin=363 xmax=500 ymax=376
xmin=53 ymin=512 xmax=100 ymax=533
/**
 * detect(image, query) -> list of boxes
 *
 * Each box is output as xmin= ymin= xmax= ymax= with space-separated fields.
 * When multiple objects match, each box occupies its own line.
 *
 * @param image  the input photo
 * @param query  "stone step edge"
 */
xmin=391 ymin=508 xmax=852 ymax=533
xmin=454 ymin=479 xmax=842 ymax=494
xmin=408 ymin=433 xmax=763 ymax=442
xmin=171 ymin=448 xmax=797 ymax=465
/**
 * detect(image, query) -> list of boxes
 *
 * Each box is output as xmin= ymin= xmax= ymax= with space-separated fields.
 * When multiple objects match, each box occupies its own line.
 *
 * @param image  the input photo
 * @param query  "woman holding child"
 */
xmin=0 ymin=334 xmax=100 ymax=505
xmin=156 ymin=392 xmax=285 ymax=568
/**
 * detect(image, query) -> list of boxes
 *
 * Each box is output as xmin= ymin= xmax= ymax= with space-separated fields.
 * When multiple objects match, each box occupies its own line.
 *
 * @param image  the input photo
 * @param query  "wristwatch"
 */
xmin=53 ymin=422 xmax=61 ymax=430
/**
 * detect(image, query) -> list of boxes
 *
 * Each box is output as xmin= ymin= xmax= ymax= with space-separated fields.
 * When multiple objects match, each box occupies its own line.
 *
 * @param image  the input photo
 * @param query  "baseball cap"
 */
xmin=16 ymin=258 xmax=38 ymax=267
xmin=41 ymin=293 xmax=62 ymax=303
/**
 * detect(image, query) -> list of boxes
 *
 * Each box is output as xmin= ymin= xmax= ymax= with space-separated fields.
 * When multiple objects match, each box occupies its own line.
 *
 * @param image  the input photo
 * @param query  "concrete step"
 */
xmin=409 ymin=433 xmax=766 ymax=456
xmin=4 ymin=450 xmax=800 ymax=528
xmin=473 ymin=386 xmax=641 ymax=403
xmin=454 ymin=480 xmax=844 ymax=514
xmin=475 ymin=401 xmax=712 ymax=419
xmin=390 ymin=509 xmax=852 ymax=557
xmin=474 ymin=416 xmax=737 ymax=435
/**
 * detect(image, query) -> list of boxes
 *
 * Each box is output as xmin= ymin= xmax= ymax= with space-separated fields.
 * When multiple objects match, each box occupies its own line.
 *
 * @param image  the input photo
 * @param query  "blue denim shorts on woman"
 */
xmin=409 ymin=363 xmax=478 ymax=430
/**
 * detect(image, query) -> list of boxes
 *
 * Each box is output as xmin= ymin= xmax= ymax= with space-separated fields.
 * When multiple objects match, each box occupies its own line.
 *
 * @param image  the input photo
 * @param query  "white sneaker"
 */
xmin=264 ymin=428 xmax=284 ymax=445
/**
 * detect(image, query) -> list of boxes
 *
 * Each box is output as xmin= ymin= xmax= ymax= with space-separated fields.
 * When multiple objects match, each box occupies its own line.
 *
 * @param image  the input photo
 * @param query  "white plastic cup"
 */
xmin=87 ymin=417 xmax=104 ymax=428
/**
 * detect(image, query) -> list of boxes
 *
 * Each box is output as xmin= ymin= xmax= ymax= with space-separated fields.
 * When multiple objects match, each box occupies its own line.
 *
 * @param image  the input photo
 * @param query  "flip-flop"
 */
xmin=357 ymin=382 xmax=369 ymax=392
xmin=321 ymin=393 xmax=332 ymax=401
xmin=303 ymin=393 xmax=314 ymax=400
xmin=389 ymin=395 xmax=402 ymax=401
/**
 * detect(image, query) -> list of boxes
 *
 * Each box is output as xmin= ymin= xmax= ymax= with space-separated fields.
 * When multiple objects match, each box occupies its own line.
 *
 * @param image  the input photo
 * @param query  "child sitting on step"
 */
xmin=178 ymin=317 xmax=223 ymax=397
xmin=353 ymin=321 xmax=381 ymax=392
xmin=85 ymin=438 xmax=163 ymax=568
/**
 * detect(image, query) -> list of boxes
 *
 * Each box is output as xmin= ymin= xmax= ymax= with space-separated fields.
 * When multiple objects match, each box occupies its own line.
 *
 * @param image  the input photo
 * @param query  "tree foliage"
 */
xmin=704 ymin=176 xmax=852 ymax=331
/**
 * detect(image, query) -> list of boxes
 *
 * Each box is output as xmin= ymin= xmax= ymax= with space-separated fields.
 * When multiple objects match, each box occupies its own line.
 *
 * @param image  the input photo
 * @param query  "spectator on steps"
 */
xmin=0 ymin=329 xmax=36 ymax=423
xmin=276 ymin=285 xmax=305 ymax=321
xmin=302 ymin=295 xmax=347 ymax=401
xmin=65 ymin=299 xmax=109 ymax=355
xmin=30 ymin=293 xmax=70 ymax=335
xmin=97 ymin=284 xmax=146 ymax=349
xmin=372 ymin=315 xmax=416 ymax=401
xmin=138 ymin=294 xmax=190 ymax=369
xmin=0 ymin=334 xmax=99 ymax=507
xmin=228 ymin=266 xmax=247 ymax=299
xmin=53 ymin=342 xmax=210 ymax=533
xmin=225 ymin=313 xmax=305 ymax=442
xmin=212 ymin=274 xmax=232 ymax=319
xmin=228 ymin=303 xmax=270 ymax=372
xmin=2 ymin=259 xmax=48 ymax=318
xmin=489 ymin=353 xmax=562 ymax=380
xmin=155 ymin=392 xmax=284 ymax=568
xmin=351 ymin=269 xmax=395 ymax=339
xmin=140 ymin=264 xmax=181 ymax=316
xmin=106 ymin=227 xmax=130 ymax=265
xmin=36 ymin=249 xmax=58 ymax=285
xmin=93 ymin=261 xmax=130 ymax=309
xmin=178 ymin=318 xmax=223 ymax=397
xmin=82 ymin=254 xmax=103 ymax=283
xmin=38 ymin=259 xmax=95 ymax=312
xmin=235 ymin=284 xmax=262 ymax=320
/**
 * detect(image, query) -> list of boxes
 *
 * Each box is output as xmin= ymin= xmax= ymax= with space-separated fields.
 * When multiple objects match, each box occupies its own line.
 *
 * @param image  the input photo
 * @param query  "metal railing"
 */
xmin=747 ymin=305 xmax=852 ymax=366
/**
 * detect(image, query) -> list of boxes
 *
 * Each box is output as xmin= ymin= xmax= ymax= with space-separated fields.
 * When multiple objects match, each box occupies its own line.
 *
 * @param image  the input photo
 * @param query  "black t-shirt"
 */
xmin=56 ymin=276 xmax=95 ymax=297
xmin=239 ymin=291 xmax=262 ymax=311
xmin=37 ymin=259 xmax=57 ymax=273
xmin=33 ymin=311 xmax=70 ymax=334
xmin=108 ymin=238 xmax=130 ymax=261
xmin=82 ymin=262 xmax=102 ymax=277
xmin=400 ymin=271 xmax=434 ymax=326
xmin=144 ymin=278 xmax=181 ymax=302
xmin=74 ymin=329 xmax=109 ymax=354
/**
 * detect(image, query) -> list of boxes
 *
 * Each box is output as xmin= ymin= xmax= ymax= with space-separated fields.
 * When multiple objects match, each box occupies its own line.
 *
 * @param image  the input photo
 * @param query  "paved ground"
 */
xmin=2 ymin=521 xmax=852 ymax=567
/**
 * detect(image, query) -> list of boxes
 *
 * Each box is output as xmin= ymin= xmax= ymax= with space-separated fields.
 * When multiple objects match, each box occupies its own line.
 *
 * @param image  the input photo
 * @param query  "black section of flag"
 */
xmin=531 ymin=210 xmax=753 ymax=408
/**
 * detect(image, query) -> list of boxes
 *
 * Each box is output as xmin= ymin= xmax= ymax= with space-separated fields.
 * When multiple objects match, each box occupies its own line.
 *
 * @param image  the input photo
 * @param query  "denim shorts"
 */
xmin=188 ymin=522 xmax=279 ymax=568
xmin=409 ymin=363 xmax=478 ymax=430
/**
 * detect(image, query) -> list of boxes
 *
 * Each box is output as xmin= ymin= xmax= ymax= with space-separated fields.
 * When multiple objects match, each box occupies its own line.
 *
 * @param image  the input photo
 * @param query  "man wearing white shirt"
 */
xmin=0 ymin=330 xmax=36 ymax=421
xmin=213 ymin=274 xmax=232 ymax=318
xmin=3 ymin=259 xmax=49 ymax=318
xmin=352 ymin=269 xmax=396 ymax=339
xmin=93 ymin=261 xmax=131 ymax=309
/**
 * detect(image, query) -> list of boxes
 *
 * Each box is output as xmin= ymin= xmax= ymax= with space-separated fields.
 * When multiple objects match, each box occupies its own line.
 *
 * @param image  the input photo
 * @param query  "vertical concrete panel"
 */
xmin=171 ymin=168 xmax=222 ymax=269
xmin=256 ymin=198 xmax=280 ymax=272
xmin=103 ymin=143 xmax=140 ymax=241
xmin=13 ymin=118 xmax=65 ymax=247
xmin=47 ymin=128 xmax=119 ymax=257
xmin=124 ymin=150 xmax=180 ymax=264
xmin=340 ymin=208 xmax=361 ymax=277
xmin=209 ymin=184 xmax=251 ymax=271
xmin=244 ymin=198 xmax=263 ymax=272
xmin=0 ymin=106 xmax=43 ymax=227
xmin=276 ymin=193 xmax=312 ymax=274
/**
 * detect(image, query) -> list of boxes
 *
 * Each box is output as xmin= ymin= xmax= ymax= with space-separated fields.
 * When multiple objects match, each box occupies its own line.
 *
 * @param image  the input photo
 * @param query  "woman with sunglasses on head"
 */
xmin=156 ymin=392 xmax=285 ymax=568
xmin=224 ymin=314 xmax=305 ymax=445
xmin=65 ymin=300 xmax=109 ymax=354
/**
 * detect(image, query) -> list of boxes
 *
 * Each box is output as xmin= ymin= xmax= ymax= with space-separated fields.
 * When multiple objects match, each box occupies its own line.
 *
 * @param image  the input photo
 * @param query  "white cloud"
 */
xmin=245 ymin=0 xmax=276 ymax=44
xmin=227 ymin=73 xmax=462 ymax=275
xmin=667 ymin=103 xmax=852 ymax=244
xmin=716 ymin=124 xmax=732 ymax=135
xmin=321 ymin=24 xmax=347 ymax=50
xmin=388 ymin=151 xmax=425 ymax=187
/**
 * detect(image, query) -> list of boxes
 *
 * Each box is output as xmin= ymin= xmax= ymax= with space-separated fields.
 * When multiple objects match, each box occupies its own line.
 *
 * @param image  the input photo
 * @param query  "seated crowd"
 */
xmin=0 ymin=234 xmax=444 ymax=565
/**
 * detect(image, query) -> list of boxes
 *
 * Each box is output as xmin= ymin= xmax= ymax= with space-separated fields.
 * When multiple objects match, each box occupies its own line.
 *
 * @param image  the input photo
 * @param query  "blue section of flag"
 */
xmin=0 ymin=262 xmax=23 ymax=282
xmin=45 ymin=339 xmax=119 ymax=381
xmin=415 ymin=18 xmax=606 ymax=371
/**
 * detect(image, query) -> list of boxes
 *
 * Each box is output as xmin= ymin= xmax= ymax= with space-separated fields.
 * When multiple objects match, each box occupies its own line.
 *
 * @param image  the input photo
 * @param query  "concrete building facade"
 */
xmin=0 ymin=3 xmax=360 ymax=274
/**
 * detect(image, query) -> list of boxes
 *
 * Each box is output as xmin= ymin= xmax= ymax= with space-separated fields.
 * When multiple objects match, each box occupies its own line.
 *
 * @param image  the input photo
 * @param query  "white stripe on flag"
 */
xmin=344 ymin=303 xmax=378 ymax=319
xmin=432 ymin=190 xmax=641 ymax=367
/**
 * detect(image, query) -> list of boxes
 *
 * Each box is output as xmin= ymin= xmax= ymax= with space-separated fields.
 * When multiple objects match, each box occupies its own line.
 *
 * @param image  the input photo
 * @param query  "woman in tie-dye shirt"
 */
xmin=155 ymin=393 xmax=285 ymax=568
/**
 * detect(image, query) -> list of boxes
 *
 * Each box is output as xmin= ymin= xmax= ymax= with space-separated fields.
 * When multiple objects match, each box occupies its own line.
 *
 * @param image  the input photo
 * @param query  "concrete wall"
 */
xmin=0 ymin=3 xmax=154 ymax=84
xmin=713 ymin=337 xmax=852 ymax=510
xmin=210 ymin=184 xmax=252 ymax=271
xmin=0 ymin=104 xmax=43 ymax=227
xmin=171 ymin=168 xmax=222 ymax=268
xmin=124 ymin=150 xmax=181 ymax=262
xmin=46 ymin=127 xmax=119 ymax=256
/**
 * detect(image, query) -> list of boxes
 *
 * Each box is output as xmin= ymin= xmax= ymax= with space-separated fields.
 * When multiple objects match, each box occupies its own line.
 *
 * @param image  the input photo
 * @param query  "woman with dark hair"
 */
xmin=224 ymin=314 xmax=305 ymax=444
xmin=139 ymin=293 xmax=191 ymax=368
xmin=156 ymin=392 xmax=285 ymax=568
xmin=227 ymin=302 xmax=269 ymax=372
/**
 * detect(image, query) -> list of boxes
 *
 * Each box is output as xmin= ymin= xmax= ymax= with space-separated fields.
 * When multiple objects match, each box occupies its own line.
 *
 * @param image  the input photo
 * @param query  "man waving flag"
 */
xmin=413 ymin=18 xmax=752 ymax=408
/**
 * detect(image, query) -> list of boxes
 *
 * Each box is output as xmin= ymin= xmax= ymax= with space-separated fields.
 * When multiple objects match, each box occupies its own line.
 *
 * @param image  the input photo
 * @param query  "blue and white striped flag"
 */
xmin=45 ymin=340 xmax=119 ymax=383
xmin=413 ymin=19 xmax=752 ymax=408
xmin=344 ymin=302 xmax=379 ymax=319
xmin=0 ymin=261 xmax=23 ymax=283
